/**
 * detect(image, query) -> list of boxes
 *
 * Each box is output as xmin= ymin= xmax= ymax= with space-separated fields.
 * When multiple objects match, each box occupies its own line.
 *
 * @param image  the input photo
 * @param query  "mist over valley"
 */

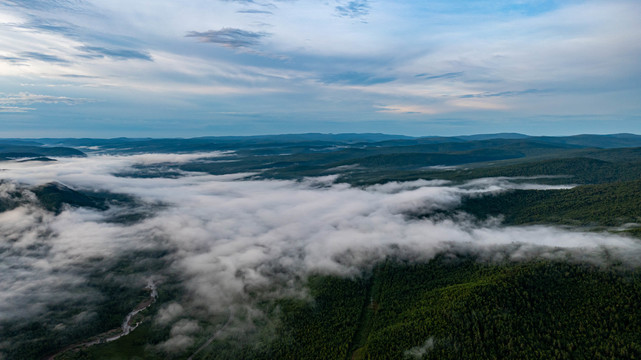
xmin=1 ymin=134 xmax=641 ymax=359
xmin=3 ymin=0 xmax=641 ymax=357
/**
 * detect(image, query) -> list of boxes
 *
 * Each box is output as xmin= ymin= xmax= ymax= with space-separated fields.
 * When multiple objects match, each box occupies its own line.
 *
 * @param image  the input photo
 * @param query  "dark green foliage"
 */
xmin=261 ymin=275 xmax=369 ymax=360
xmin=17 ymin=156 xmax=56 ymax=162
xmin=2 ymin=276 xmax=150 ymax=360
xmin=252 ymin=258 xmax=641 ymax=360
xmin=5 ymin=135 xmax=641 ymax=359
xmin=362 ymin=258 xmax=641 ymax=359
xmin=55 ymin=322 xmax=162 ymax=360
xmin=33 ymin=182 xmax=108 ymax=213
xmin=326 ymin=149 xmax=526 ymax=169
xmin=341 ymin=156 xmax=641 ymax=187
xmin=187 ymin=276 xmax=369 ymax=360
xmin=444 ymin=157 xmax=641 ymax=185
xmin=0 ymin=145 xmax=85 ymax=158
xmin=530 ymin=133 xmax=641 ymax=149
xmin=0 ymin=181 xmax=148 ymax=222
xmin=460 ymin=180 xmax=641 ymax=226
xmin=0 ymin=248 xmax=173 ymax=360
xmin=67 ymin=135 xmax=641 ymax=187
xmin=172 ymin=140 xmax=590 ymax=182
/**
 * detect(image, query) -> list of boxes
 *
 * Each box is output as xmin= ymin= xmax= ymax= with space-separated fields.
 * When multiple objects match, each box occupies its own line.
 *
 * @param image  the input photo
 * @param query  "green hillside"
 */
xmin=0 ymin=145 xmax=85 ymax=159
xmin=4 ymin=135 xmax=641 ymax=360
xmin=460 ymin=180 xmax=641 ymax=227
xmin=33 ymin=182 xmax=108 ymax=213
xmin=73 ymin=257 xmax=641 ymax=360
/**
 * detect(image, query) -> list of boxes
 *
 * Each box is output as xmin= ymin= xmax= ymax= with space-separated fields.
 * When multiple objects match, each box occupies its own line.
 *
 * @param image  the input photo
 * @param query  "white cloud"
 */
xmin=405 ymin=337 xmax=435 ymax=359
xmin=0 ymin=154 xmax=638 ymax=335
xmin=0 ymin=92 xmax=91 ymax=105
xmin=376 ymin=104 xmax=440 ymax=115
xmin=0 ymin=106 xmax=34 ymax=112
xmin=1 ymin=0 xmax=639 ymax=130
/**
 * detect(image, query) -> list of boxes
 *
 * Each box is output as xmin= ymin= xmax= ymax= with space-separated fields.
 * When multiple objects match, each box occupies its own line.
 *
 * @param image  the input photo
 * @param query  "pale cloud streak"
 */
xmin=0 ymin=0 xmax=639 ymax=135
xmin=335 ymin=0 xmax=371 ymax=20
xmin=186 ymin=28 xmax=268 ymax=49
xmin=0 ymin=106 xmax=34 ymax=112
xmin=376 ymin=104 xmax=439 ymax=115
xmin=0 ymin=92 xmax=91 ymax=105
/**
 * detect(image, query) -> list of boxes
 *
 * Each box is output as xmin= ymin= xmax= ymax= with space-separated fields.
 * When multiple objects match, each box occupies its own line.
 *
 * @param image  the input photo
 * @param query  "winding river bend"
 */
xmin=106 ymin=280 xmax=158 ymax=342
xmin=45 ymin=280 xmax=158 ymax=360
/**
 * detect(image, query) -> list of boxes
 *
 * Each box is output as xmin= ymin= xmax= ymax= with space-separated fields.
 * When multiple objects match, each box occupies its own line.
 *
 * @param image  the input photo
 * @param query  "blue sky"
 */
xmin=0 ymin=0 xmax=639 ymax=137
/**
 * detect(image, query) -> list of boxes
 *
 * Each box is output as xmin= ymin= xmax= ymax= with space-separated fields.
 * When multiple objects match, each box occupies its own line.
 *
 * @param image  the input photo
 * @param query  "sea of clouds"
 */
xmin=1 ymin=153 xmax=639 ymax=352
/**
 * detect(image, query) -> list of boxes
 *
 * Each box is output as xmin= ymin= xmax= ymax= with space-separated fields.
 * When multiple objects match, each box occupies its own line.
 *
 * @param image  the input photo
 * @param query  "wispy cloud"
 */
xmin=0 ymin=0 xmax=640 ymax=135
xmin=0 ymin=92 xmax=91 ymax=105
xmin=21 ymin=18 xmax=78 ymax=37
xmin=237 ymin=9 xmax=273 ymax=15
xmin=376 ymin=104 xmax=439 ymax=115
xmin=0 ymin=106 xmax=35 ymax=112
xmin=376 ymin=97 xmax=509 ymax=114
xmin=4 ymin=0 xmax=85 ymax=11
xmin=447 ymin=98 xmax=509 ymax=110
xmin=186 ymin=28 xmax=268 ymax=49
xmin=322 ymin=71 xmax=395 ymax=86
xmin=59 ymin=74 xmax=98 ymax=79
xmin=77 ymin=46 xmax=153 ymax=61
xmin=221 ymin=0 xmax=259 ymax=3
xmin=460 ymin=89 xmax=547 ymax=98
xmin=28 ymin=21 xmax=74 ymax=34
xmin=1 ymin=154 xmax=639 ymax=351
xmin=19 ymin=51 xmax=69 ymax=63
xmin=335 ymin=0 xmax=370 ymax=19
xmin=415 ymin=72 xmax=464 ymax=81
xmin=0 ymin=56 xmax=28 ymax=65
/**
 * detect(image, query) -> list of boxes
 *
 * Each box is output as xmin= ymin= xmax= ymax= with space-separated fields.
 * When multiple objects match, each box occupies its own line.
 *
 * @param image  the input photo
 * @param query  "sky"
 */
xmin=0 ymin=0 xmax=640 ymax=137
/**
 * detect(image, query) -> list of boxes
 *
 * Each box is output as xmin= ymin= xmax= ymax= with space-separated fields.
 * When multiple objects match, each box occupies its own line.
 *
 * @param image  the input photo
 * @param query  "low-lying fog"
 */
xmin=1 ymin=153 xmax=638 ymax=352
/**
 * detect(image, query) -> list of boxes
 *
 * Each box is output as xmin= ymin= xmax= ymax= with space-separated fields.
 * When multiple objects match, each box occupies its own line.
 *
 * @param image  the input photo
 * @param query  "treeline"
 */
xmin=460 ymin=179 xmax=641 ymax=227
xmin=361 ymin=258 xmax=641 ymax=359
xmin=0 ymin=144 xmax=85 ymax=160
xmin=447 ymin=157 xmax=641 ymax=185
xmin=340 ymin=151 xmax=641 ymax=186
xmin=48 ymin=256 xmax=641 ymax=359
xmin=158 ymin=256 xmax=641 ymax=359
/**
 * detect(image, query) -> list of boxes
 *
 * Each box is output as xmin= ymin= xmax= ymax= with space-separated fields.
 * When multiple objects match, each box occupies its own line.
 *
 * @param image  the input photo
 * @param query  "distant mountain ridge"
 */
xmin=453 ymin=133 xmax=531 ymax=141
xmin=0 ymin=144 xmax=86 ymax=160
xmin=2 ymin=133 xmax=641 ymax=156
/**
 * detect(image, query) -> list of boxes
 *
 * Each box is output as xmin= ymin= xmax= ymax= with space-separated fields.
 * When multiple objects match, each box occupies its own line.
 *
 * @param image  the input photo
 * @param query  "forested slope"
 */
xmin=460 ymin=180 xmax=641 ymax=227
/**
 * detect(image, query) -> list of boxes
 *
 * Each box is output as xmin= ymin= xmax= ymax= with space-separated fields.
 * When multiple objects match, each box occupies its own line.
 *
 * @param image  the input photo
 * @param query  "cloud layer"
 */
xmin=0 ymin=0 xmax=639 ymax=136
xmin=1 ymin=153 xmax=640 ymax=352
xmin=186 ymin=28 xmax=268 ymax=49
